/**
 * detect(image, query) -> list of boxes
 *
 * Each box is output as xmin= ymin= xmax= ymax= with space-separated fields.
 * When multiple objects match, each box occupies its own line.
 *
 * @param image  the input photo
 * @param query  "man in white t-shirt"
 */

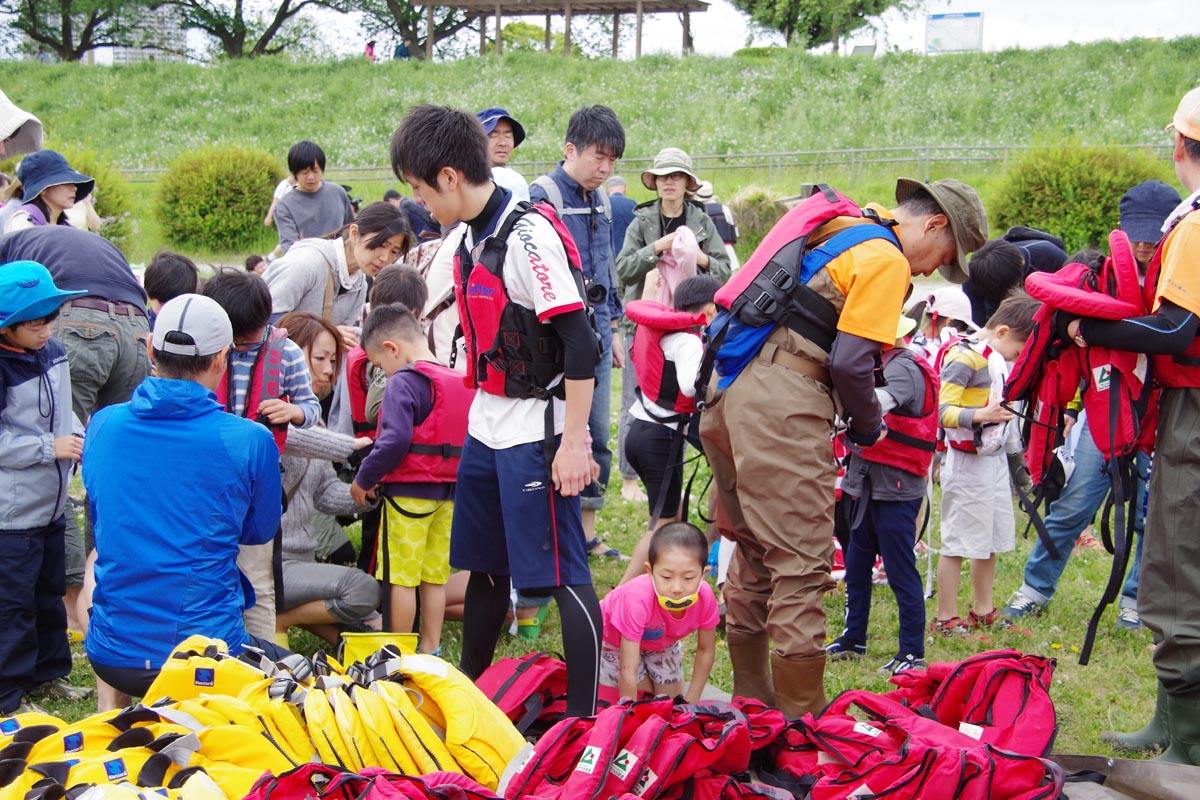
xmin=390 ymin=105 xmax=603 ymax=718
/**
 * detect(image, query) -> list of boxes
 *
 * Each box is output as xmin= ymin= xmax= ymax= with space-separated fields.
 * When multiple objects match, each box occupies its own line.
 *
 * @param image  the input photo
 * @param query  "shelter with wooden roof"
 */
xmin=416 ymin=0 xmax=708 ymax=58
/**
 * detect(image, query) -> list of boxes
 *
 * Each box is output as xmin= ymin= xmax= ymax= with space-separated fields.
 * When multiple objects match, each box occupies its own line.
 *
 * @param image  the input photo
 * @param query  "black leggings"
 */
xmin=460 ymin=572 xmax=602 ymax=718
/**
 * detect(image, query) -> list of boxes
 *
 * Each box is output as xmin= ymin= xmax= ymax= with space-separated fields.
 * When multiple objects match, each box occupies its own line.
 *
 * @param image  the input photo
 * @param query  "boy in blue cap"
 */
xmin=0 ymin=260 xmax=92 ymax=714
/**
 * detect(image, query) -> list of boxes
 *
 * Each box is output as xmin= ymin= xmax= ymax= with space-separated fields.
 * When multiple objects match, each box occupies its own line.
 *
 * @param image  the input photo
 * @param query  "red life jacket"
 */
xmin=453 ymin=200 xmax=595 ymax=400
xmin=345 ymin=346 xmax=378 ymax=438
xmin=625 ymin=299 xmax=706 ymax=418
xmin=1142 ymin=207 xmax=1200 ymax=389
xmin=215 ymin=325 xmax=288 ymax=454
xmin=859 ymin=347 xmax=938 ymax=476
xmin=378 ymin=360 xmax=472 ymax=485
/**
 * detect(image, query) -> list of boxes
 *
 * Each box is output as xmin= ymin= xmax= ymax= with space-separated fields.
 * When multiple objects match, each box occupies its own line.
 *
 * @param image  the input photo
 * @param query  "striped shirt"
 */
xmin=227 ymin=330 xmax=321 ymax=429
xmin=938 ymin=341 xmax=991 ymax=430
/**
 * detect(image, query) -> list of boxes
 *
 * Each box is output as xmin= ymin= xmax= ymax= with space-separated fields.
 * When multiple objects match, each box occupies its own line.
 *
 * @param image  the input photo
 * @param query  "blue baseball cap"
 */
xmin=0 ymin=261 xmax=86 ymax=330
xmin=1120 ymin=180 xmax=1182 ymax=244
xmin=475 ymin=107 xmax=526 ymax=148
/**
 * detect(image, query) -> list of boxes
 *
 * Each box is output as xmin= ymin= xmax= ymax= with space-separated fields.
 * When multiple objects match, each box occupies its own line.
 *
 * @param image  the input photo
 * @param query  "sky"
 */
xmin=639 ymin=0 xmax=1200 ymax=57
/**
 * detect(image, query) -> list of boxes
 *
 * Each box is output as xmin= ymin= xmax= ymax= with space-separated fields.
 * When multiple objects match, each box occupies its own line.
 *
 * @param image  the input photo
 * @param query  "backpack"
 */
xmin=531 ymin=175 xmax=613 ymax=225
xmin=1005 ymin=230 xmax=1156 ymax=663
xmin=883 ymin=649 xmax=1058 ymax=758
xmin=696 ymin=184 xmax=900 ymax=402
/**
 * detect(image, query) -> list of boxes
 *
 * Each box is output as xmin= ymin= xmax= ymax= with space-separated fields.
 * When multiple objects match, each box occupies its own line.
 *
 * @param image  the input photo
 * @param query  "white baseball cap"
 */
xmin=153 ymin=294 xmax=233 ymax=356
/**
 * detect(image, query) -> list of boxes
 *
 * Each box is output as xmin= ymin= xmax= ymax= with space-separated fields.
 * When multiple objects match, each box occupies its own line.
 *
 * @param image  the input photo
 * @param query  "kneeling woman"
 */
xmin=275 ymin=312 xmax=380 ymax=645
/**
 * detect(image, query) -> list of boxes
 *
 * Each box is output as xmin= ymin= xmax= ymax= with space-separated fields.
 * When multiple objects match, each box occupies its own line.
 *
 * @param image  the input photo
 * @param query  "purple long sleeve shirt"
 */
xmin=354 ymin=370 xmax=454 ymax=500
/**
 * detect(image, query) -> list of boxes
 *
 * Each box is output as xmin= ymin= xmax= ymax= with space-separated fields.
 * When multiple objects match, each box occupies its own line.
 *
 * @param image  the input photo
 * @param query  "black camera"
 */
xmin=585 ymin=281 xmax=607 ymax=307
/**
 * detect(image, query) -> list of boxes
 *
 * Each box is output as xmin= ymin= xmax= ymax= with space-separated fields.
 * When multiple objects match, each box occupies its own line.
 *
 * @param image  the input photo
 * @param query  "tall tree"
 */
xmin=155 ymin=0 xmax=352 ymax=57
xmin=729 ymin=0 xmax=911 ymax=50
xmin=0 ymin=0 xmax=149 ymax=61
xmin=355 ymin=0 xmax=481 ymax=59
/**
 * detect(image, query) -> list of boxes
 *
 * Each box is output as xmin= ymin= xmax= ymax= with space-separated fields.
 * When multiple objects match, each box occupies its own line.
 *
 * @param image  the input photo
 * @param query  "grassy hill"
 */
xmin=4 ymin=37 xmax=1199 ymax=169
xmin=1 ymin=36 xmax=1196 ymax=260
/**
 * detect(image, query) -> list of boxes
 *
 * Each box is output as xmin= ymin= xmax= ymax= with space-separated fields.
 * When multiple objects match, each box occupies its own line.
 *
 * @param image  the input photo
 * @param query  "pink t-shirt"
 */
xmin=600 ymin=574 xmax=719 ymax=652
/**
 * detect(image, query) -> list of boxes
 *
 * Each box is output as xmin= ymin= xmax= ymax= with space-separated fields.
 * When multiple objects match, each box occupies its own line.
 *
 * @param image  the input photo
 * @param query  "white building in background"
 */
xmin=111 ymin=6 xmax=187 ymax=63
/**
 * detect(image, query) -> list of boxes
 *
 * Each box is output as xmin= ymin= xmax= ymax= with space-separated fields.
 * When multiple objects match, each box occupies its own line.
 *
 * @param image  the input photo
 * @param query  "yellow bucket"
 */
xmin=339 ymin=632 xmax=418 ymax=665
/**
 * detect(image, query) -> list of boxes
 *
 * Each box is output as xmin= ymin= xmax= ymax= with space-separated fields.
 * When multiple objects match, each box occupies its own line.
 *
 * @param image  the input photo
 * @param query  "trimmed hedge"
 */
xmin=156 ymin=147 xmax=281 ymax=251
xmin=991 ymin=147 xmax=1173 ymax=254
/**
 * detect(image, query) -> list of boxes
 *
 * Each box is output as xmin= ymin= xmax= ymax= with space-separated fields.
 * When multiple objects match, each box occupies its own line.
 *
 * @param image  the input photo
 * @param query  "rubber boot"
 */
xmin=726 ymin=630 xmax=775 ymax=706
xmin=770 ymin=652 xmax=828 ymax=718
xmin=1154 ymin=690 xmax=1200 ymax=766
xmin=1100 ymin=681 xmax=1169 ymax=752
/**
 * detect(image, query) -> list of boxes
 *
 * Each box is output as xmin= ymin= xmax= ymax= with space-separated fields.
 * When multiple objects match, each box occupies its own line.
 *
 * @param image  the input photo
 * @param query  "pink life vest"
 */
xmin=625 ymin=299 xmax=707 ymax=418
xmin=215 ymin=325 xmax=288 ymax=454
xmin=377 ymin=360 xmax=472 ymax=485
xmin=345 ymin=346 xmax=378 ymax=439
xmin=453 ymin=201 xmax=592 ymax=400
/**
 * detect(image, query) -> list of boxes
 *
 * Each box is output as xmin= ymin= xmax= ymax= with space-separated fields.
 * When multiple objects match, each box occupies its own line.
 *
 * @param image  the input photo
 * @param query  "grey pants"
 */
xmin=282 ymin=559 xmax=380 ymax=624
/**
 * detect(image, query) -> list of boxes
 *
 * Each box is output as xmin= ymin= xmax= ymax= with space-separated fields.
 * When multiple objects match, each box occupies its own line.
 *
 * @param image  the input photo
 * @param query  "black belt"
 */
xmin=67 ymin=297 xmax=147 ymax=319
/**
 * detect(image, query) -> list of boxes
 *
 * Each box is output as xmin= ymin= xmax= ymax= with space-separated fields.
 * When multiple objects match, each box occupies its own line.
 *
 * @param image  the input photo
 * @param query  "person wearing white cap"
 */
xmin=1064 ymin=85 xmax=1200 ymax=765
xmin=0 ymin=90 xmax=44 ymax=233
xmin=83 ymin=294 xmax=288 ymax=703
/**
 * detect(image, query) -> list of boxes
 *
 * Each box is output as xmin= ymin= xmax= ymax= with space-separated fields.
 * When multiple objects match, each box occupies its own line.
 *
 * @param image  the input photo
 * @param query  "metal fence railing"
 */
xmin=117 ymin=143 xmax=1174 ymax=185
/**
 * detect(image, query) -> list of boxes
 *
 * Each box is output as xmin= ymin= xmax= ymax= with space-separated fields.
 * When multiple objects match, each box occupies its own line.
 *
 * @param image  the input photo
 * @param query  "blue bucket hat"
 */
xmin=1120 ymin=180 xmax=1182 ymax=244
xmin=0 ymin=261 xmax=86 ymax=330
xmin=16 ymin=149 xmax=94 ymax=205
xmin=475 ymin=107 xmax=526 ymax=148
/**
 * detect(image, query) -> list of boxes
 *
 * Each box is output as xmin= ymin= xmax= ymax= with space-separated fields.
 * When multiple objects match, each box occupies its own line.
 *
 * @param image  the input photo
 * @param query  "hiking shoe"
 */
xmin=1116 ymin=607 xmax=1144 ymax=631
xmin=969 ymin=608 xmax=1030 ymax=636
xmin=825 ymin=639 xmax=866 ymax=661
xmin=1000 ymin=592 xmax=1043 ymax=621
xmin=31 ymin=680 xmax=94 ymax=702
xmin=878 ymin=653 xmax=927 ymax=676
xmin=929 ymin=617 xmax=973 ymax=637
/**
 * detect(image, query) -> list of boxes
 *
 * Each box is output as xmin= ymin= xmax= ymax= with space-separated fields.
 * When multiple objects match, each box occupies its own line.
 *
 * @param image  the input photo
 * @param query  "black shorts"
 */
xmin=625 ymin=418 xmax=702 ymax=519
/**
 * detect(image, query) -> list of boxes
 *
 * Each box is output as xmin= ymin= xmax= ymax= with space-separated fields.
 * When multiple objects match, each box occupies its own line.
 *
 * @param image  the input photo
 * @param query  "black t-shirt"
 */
xmin=661 ymin=212 xmax=687 ymax=236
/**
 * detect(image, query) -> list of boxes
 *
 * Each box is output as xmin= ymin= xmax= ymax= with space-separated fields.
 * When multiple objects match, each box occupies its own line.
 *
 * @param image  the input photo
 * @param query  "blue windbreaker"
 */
xmin=84 ymin=377 xmax=281 ymax=670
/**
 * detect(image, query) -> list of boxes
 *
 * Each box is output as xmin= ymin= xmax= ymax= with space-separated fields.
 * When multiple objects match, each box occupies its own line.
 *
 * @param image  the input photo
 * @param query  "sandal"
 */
xmin=586 ymin=537 xmax=630 ymax=561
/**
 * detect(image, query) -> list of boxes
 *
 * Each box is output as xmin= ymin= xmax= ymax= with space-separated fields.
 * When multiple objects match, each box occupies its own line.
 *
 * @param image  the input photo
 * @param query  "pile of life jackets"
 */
xmin=0 ymin=636 xmax=525 ymax=800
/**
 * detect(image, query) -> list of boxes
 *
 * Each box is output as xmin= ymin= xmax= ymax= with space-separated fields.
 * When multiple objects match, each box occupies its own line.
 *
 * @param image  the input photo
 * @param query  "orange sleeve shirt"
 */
xmin=1156 ymin=211 xmax=1200 ymax=316
xmin=816 ymin=204 xmax=912 ymax=346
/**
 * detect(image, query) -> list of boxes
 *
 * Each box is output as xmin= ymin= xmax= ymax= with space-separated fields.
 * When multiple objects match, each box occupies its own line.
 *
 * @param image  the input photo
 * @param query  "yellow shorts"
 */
xmin=376 ymin=496 xmax=453 ymax=587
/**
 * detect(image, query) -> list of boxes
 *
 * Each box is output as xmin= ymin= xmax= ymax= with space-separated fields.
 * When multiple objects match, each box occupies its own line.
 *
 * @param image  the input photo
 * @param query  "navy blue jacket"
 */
xmin=0 ymin=226 xmax=147 ymax=309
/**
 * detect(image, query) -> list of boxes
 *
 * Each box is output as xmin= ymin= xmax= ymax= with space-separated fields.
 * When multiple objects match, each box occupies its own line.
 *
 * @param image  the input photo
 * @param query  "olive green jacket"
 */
xmin=615 ymin=199 xmax=732 ymax=332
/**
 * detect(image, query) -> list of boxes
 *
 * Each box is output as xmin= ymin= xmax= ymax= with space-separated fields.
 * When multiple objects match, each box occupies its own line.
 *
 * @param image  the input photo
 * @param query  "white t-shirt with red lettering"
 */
xmin=600 ymin=574 xmax=719 ymax=652
xmin=462 ymin=194 xmax=586 ymax=449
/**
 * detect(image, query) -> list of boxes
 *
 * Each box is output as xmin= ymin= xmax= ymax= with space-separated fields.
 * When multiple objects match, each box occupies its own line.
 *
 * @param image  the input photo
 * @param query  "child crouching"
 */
xmin=600 ymin=523 xmax=719 ymax=702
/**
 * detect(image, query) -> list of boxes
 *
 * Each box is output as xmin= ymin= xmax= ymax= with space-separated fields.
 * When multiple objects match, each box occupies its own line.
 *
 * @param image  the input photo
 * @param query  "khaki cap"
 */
xmin=895 ymin=178 xmax=988 ymax=284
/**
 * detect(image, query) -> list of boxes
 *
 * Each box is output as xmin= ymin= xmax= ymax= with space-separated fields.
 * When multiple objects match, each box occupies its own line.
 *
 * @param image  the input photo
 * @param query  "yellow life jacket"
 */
xmin=234 ymin=686 xmax=316 ymax=766
xmin=303 ymin=686 xmax=358 ymax=771
xmin=369 ymin=680 xmax=458 ymax=776
xmin=143 ymin=637 xmax=269 ymax=705
xmin=0 ymin=713 xmax=64 ymax=749
xmin=348 ymin=684 xmax=421 ymax=775
xmin=25 ymin=708 xmax=184 ymax=765
xmin=372 ymin=654 xmax=524 ymax=790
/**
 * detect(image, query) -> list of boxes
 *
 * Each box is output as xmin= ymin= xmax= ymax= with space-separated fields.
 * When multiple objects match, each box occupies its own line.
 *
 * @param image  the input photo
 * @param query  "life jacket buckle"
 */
xmin=752 ymin=292 xmax=778 ymax=316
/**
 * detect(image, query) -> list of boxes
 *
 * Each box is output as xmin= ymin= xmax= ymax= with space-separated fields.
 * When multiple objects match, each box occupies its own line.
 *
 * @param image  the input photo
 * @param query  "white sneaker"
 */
xmin=1116 ymin=607 xmax=1143 ymax=631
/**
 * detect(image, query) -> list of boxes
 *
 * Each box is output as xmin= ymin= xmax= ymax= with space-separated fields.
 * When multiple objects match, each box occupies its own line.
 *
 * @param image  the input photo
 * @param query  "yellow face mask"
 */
xmin=657 ymin=592 xmax=699 ymax=612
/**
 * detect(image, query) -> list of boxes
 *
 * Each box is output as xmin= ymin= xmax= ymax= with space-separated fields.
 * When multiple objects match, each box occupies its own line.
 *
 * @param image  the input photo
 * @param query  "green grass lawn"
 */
xmin=50 ymin=416 xmax=1157 ymax=758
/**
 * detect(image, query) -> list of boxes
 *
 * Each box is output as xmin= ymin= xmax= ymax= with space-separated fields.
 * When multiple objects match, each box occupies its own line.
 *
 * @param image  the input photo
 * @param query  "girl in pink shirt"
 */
xmin=599 ymin=523 xmax=719 ymax=702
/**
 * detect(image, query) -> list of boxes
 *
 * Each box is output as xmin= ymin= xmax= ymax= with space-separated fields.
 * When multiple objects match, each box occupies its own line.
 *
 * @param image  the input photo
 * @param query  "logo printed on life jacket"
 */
xmin=1093 ymin=364 xmax=1112 ymax=392
xmin=467 ymin=283 xmax=497 ymax=300
xmin=63 ymin=732 xmax=84 ymax=752
xmin=0 ymin=719 xmax=18 ymax=735
xmin=576 ymin=744 xmax=601 ymax=774
xmin=634 ymin=766 xmax=658 ymax=795
xmin=517 ymin=227 xmax=557 ymax=303
xmin=104 ymin=758 xmax=128 ymax=780
xmin=193 ymin=667 xmax=215 ymax=687
xmin=610 ymin=748 xmax=638 ymax=779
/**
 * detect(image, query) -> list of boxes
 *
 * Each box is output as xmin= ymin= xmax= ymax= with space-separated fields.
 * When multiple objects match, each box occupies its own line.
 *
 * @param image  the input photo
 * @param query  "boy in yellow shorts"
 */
xmin=351 ymin=303 xmax=473 ymax=655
